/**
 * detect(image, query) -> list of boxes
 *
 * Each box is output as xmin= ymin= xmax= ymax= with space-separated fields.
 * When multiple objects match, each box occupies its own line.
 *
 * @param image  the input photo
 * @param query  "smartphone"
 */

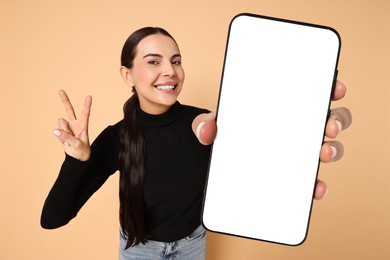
xmin=202 ymin=13 xmax=341 ymax=246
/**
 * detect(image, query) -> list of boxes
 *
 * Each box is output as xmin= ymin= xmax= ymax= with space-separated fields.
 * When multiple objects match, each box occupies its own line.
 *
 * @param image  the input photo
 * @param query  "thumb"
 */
xmin=195 ymin=113 xmax=217 ymax=145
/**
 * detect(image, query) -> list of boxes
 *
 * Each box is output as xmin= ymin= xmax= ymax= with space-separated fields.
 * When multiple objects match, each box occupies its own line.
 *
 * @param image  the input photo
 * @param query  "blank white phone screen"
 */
xmin=202 ymin=14 xmax=340 ymax=246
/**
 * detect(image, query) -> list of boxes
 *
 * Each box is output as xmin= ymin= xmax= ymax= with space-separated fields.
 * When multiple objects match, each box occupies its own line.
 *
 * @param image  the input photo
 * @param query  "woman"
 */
xmin=41 ymin=27 xmax=352 ymax=259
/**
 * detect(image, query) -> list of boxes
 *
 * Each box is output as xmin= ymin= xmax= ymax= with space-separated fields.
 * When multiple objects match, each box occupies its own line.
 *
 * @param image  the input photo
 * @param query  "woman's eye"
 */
xmin=172 ymin=60 xmax=182 ymax=65
xmin=148 ymin=60 xmax=159 ymax=65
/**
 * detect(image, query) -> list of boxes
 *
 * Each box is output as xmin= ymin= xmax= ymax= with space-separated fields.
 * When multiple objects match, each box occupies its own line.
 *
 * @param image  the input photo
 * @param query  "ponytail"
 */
xmin=118 ymin=92 xmax=148 ymax=248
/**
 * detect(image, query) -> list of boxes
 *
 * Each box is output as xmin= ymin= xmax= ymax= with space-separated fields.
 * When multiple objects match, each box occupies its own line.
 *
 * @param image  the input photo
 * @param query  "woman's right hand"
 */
xmin=53 ymin=90 xmax=92 ymax=161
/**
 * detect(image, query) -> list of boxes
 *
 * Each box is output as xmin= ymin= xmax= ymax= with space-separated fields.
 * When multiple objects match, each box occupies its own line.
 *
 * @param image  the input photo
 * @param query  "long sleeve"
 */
xmin=41 ymin=124 xmax=120 ymax=229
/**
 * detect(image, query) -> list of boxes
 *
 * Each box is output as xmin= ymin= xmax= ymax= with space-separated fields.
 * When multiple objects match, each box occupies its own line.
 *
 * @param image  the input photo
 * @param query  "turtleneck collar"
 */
xmin=137 ymin=101 xmax=182 ymax=127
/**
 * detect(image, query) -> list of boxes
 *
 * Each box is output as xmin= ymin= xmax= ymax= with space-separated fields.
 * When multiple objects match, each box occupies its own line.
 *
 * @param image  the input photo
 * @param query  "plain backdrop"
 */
xmin=0 ymin=0 xmax=389 ymax=259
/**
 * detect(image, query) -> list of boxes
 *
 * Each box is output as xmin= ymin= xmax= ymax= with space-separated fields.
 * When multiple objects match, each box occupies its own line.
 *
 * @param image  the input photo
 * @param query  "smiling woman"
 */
xmin=41 ymin=27 xmax=216 ymax=260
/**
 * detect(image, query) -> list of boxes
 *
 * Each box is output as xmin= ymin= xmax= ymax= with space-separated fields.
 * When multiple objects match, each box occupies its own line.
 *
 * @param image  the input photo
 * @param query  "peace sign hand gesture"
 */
xmin=53 ymin=90 xmax=92 ymax=161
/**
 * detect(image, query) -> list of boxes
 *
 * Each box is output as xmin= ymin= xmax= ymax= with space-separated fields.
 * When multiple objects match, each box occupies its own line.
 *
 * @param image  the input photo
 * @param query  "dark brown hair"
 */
xmin=118 ymin=27 xmax=177 ymax=249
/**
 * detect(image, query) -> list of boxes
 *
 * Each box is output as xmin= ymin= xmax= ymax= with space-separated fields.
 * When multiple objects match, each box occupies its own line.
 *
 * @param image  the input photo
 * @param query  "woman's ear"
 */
xmin=120 ymin=66 xmax=134 ymax=87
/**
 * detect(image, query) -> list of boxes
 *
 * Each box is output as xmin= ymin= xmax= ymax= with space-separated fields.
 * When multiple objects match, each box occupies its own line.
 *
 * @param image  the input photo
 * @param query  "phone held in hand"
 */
xmin=202 ymin=13 xmax=341 ymax=246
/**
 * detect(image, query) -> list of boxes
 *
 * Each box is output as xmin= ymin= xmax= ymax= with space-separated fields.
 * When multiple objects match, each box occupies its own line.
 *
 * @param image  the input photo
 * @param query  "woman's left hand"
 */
xmin=193 ymin=80 xmax=352 ymax=200
xmin=313 ymin=80 xmax=352 ymax=199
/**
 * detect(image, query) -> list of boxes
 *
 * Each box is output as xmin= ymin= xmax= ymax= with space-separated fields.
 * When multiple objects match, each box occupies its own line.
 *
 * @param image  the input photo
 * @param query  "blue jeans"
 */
xmin=119 ymin=226 xmax=207 ymax=260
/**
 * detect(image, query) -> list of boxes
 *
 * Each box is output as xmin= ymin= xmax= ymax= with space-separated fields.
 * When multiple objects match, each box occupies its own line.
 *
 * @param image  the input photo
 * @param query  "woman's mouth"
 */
xmin=155 ymin=85 xmax=176 ymax=91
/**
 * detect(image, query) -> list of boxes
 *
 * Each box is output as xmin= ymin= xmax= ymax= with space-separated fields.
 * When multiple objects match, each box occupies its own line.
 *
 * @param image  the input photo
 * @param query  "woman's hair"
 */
xmin=118 ymin=27 xmax=177 ymax=249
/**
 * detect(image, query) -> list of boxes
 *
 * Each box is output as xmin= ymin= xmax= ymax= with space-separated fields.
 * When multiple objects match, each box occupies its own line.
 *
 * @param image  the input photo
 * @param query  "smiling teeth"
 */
xmin=156 ymin=85 xmax=175 ymax=90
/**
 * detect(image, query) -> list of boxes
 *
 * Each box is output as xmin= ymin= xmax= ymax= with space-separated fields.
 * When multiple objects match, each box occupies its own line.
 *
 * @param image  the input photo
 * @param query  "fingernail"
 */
xmin=64 ymin=142 xmax=70 ymax=146
xmin=196 ymin=121 xmax=206 ymax=140
xmin=331 ymin=146 xmax=337 ymax=159
xmin=336 ymin=120 xmax=342 ymax=134
xmin=53 ymin=130 xmax=61 ymax=136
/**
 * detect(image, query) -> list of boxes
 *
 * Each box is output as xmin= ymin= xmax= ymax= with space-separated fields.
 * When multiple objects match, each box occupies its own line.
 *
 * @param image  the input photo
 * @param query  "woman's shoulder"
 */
xmin=110 ymin=120 xmax=124 ymax=130
xmin=179 ymin=103 xmax=210 ymax=115
xmin=96 ymin=120 xmax=123 ymax=140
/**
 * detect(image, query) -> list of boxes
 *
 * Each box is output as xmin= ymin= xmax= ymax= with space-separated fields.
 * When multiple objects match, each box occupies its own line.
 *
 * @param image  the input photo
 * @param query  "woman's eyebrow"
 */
xmin=142 ymin=53 xmax=182 ymax=59
xmin=143 ymin=53 xmax=163 ymax=59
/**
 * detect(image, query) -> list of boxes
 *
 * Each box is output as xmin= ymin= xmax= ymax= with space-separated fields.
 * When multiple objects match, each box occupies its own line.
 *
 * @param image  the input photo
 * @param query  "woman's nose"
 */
xmin=162 ymin=61 xmax=175 ymax=77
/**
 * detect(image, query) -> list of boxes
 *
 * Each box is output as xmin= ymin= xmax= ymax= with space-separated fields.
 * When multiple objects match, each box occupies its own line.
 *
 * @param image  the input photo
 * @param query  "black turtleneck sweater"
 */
xmin=41 ymin=102 xmax=211 ymax=242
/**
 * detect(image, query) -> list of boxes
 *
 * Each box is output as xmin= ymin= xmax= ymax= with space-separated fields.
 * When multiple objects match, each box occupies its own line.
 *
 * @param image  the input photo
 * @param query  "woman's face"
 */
xmin=127 ymin=34 xmax=184 ymax=114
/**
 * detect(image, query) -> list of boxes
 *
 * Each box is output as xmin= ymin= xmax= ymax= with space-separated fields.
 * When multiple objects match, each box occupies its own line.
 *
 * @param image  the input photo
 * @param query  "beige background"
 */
xmin=1 ymin=0 xmax=389 ymax=259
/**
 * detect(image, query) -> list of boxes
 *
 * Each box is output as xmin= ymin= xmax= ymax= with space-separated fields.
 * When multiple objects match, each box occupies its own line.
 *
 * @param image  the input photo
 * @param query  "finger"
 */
xmin=314 ymin=179 xmax=328 ymax=200
xmin=330 ymin=107 xmax=352 ymax=132
xmin=58 ymin=90 xmax=77 ymax=121
xmin=192 ymin=112 xmax=217 ymax=145
xmin=57 ymin=118 xmax=71 ymax=133
xmin=320 ymin=141 xmax=344 ymax=163
xmin=80 ymin=95 xmax=92 ymax=125
xmin=53 ymin=129 xmax=74 ymax=147
xmin=53 ymin=128 xmax=90 ymax=160
xmin=325 ymin=116 xmax=342 ymax=139
xmin=332 ymin=80 xmax=347 ymax=101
